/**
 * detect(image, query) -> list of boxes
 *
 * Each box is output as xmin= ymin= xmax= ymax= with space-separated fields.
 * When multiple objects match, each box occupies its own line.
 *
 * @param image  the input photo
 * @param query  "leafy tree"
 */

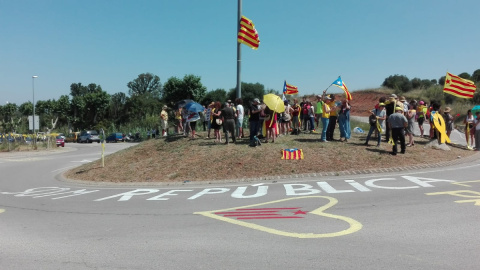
xmin=162 ymin=74 xmax=207 ymax=106
xmin=127 ymin=73 xmax=161 ymax=97
xmin=438 ymin=76 xmax=446 ymax=86
xmin=421 ymin=79 xmax=433 ymax=88
xmin=108 ymin=92 xmax=128 ymax=125
xmin=382 ymin=75 xmax=412 ymax=92
xmin=458 ymin=72 xmax=471 ymax=80
xmin=18 ymin=102 xmax=33 ymax=116
xmin=411 ymin=77 xmax=422 ymax=89
xmin=227 ymin=82 xmax=265 ymax=107
xmin=1 ymin=103 xmax=18 ymax=132
xmin=202 ymin=89 xmax=227 ymax=105
xmin=471 ymin=69 xmax=480 ymax=83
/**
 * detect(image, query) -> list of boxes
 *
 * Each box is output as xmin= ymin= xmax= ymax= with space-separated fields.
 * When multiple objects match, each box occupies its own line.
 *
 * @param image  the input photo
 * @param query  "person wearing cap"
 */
xmin=315 ymin=95 xmax=324 ymax=130
xmin=384 ymin=94 xmax=398 ymax=142
xmin=388 ymin=106 xmax=408 ymax=155
xmin=399 ymin=96 xmax=408 ymax=114
xmin=320 ymin=95 xmax=332 ymax=142
xmin=249 ymin=98 xmax=262 ymax=146
xmin=443 ymin=107 xmax=455 ymax=138
xmin=365 ymin=102 xmax=386 ymax=146
xmin=160 ymin=105 xmax=169 ymax=136
xmin=416 ymin=101 xmax=427 ymax=137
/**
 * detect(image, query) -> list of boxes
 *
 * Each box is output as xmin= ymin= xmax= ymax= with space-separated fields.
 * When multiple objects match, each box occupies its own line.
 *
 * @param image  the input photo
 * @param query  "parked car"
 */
xmin=106 ymin=132 xmax=124 ymax=143
xmin=55 ymin=136 xmax=65 ymax=147
xmin=65 ymin=133 xmax=77 ymax=143
xmin=78 ymin=130 xmax=100 ymax=143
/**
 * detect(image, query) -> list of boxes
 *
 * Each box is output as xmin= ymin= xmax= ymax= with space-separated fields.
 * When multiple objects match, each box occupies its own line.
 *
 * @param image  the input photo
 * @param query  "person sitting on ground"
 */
xmin=388 ymin=106 xmax=408 ymax=155
xmin=365 ymin=103 xmax=386 ymax=147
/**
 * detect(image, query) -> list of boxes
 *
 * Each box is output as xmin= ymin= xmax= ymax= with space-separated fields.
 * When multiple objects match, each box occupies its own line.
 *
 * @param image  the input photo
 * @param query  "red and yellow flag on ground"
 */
xmin=443 ymin=72 xmax=477 ymax=98
xmin=238 ymin=16 xmax=260 ymax=50
xmin=281 ymin=149 xmax=304 ymax=160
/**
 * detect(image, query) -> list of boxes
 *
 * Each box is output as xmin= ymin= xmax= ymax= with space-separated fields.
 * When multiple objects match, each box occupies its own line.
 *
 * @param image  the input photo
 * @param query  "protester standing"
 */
xmin=160 ymin=105 xmax=169 ymax=137
xmin=290 ymin=98 xmax=301 ymax=135
xmin=211 ymin=101 xmax=223 ymax=143
xmin=218 ymin=102 xmax=236 ymax=144
xmin=235 ymin=98 xmax=244 ymax=139
xmin=416 ymin=101 xmax=427 ymax=137
xmin=326 ymin=95 xmax=338 ymax=141
xmin=388 ymin=106 xmax=408 ymax=155
xmin=315 ymin=95 xmax=324 ymax=130
xmin=474 ymin=111 xmax=480 ymax=150
xmin=464 ymin=109 xmax=475 ymax=149
xmin=405 ymin=103 xmax=416 ymax=147
xmin=338 ymin=99 xmax=351 ymax=142
xmin=365 ymin=103 xmax=386 ymax=146
xmin=249 ymin=98 xmax=262 ymax=146
xmin=321 ymin=96 xmax=332 ymax=142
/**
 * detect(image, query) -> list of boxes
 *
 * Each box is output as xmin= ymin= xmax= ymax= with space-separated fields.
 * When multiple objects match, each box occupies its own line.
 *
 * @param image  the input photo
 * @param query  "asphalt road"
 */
xmin=1 ymin=142 xmax=479 ymax=270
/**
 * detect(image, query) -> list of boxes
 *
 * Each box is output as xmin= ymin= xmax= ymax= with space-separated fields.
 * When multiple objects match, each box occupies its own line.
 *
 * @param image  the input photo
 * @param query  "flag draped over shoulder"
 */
xmin=238 ymin=16 xmax=260 ymax=50
xmin=443 ymin=72 xmax=477 ymax=99
xmin=332 ymin=76 xmax=352 ymax=101
xmin=283 ymin=80 xmax=299 ymax=95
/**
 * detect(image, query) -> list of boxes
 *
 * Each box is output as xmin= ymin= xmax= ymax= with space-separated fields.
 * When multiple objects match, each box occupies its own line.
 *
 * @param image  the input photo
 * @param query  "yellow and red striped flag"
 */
xmin=238 ymin=16 xmax=260 ymax=50
xmin=443 ymin=72 xmax=477 ymax=98
xmin=283 ymin=81 xmax=299 ymax=95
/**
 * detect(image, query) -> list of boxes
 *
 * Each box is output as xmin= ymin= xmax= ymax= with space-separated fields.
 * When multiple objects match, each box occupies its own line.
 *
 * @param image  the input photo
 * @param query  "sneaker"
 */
xmin=321 ymin=140 xmax=329 ymax=142
xmin=389 ymin=152 xmax=397 ymax=156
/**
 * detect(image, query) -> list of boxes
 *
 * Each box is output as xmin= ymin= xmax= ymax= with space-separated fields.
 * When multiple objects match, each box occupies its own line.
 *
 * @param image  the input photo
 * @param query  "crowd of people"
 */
xmin=159 ymin=93 xmax=480 ymax=152
xmin=364 ymin=93 xmax=480 ymax=154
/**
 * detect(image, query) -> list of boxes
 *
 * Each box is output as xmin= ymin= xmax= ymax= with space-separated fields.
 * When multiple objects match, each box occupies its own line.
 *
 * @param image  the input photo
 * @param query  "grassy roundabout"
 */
xmin=64 ymin=119 xmax=477 ymax=183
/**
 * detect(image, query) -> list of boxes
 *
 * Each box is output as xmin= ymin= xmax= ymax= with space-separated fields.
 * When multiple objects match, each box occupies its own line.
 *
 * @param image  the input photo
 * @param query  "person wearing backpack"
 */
xmin=365 ymin=103 xmax=386 ymax=147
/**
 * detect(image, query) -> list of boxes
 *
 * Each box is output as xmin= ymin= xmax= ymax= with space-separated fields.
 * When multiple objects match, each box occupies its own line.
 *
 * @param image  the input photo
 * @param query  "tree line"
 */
xmin=0 ymin=73 xmax=275 ymax=135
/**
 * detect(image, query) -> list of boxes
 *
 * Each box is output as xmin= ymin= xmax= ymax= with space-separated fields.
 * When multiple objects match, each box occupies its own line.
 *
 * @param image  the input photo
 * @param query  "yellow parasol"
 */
xmin=263 ymin=94 xmax=285 ymax=113
xmin=263 ymin=94 xmax=285 ymax=128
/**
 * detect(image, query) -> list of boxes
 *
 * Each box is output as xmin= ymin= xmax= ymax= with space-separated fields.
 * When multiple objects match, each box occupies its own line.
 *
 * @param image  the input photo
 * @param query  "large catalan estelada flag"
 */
xmin=332 ymin=76 xmax=353 ymax=101
xmin=443 ymin=72 xmax=477 ymax=99
xmin=283 ymin=80 xmax=299 ymax=95
xmin=238 ymin=16 xmax=260 ymax=50
xmin=281 ymin=148 xmax=304 ymax=160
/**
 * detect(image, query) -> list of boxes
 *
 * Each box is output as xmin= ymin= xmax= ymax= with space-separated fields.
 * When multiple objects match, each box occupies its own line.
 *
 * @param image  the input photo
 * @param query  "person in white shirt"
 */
xmin=235 ymin=98 xmax=245 ymax=139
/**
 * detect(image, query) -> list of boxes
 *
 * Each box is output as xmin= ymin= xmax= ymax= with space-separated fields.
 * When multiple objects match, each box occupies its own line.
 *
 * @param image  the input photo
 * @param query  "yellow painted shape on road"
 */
xmin=426 ymin=190 xmax=480 ymax=206
xmin=0 ymin=209 xmax=5 ymax=214
xmin=451 ymin=180 xmax=480 ymax=187
xmin=194 ymin=196 xmax=363 ymax=239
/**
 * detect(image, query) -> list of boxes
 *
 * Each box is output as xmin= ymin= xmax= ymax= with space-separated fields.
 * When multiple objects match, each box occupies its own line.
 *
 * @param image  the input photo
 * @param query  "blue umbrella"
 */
xmin=184 ymin=102 xmax=204 ymax=113
xmin=472 ymin=105 xmax=480 ymax=118
xmin=174 ymin=99 xmax=194 ymax=110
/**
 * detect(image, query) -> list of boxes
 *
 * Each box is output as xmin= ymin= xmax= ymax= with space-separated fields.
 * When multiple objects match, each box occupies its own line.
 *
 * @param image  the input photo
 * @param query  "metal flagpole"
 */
xmin=236 ymin=0 xmax=242 ymax=99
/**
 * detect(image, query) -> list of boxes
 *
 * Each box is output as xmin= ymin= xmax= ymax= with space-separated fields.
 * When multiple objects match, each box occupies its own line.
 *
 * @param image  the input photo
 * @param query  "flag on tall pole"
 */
xmin=331 ymin=76 xmax=352 ymax=101
xmin=283 ymin=81 xmax=299 ymax=95
xmin=237 ymin=16 xmax=260 ymax=50
xmin=443 ymin=72 xmax=477 ymax=99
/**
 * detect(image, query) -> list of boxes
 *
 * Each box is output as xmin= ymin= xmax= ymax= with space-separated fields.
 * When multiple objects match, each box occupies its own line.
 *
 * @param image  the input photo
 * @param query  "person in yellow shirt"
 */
xmin=321 ymin=96 xmax=332 ymax=142
xmin=416 ymin=101 xmax=427 ymax=137
xmin=326 ymin=95 xmax=338 ymax=141
xmin=160 ymin=105 xmax=169 ymax=136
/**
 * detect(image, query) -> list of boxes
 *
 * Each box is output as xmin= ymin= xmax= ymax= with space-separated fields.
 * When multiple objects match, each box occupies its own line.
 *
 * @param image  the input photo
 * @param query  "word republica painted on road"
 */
xmin=0 ymin=176 xmax=455 ymax=202
xmin=426 ymin=179 xmax=480 ymax=206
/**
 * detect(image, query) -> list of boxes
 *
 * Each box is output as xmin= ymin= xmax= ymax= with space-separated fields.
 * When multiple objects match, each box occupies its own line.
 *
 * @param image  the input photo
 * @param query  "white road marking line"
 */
xmin=51 ymin=165 xmax=78 ymax=173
